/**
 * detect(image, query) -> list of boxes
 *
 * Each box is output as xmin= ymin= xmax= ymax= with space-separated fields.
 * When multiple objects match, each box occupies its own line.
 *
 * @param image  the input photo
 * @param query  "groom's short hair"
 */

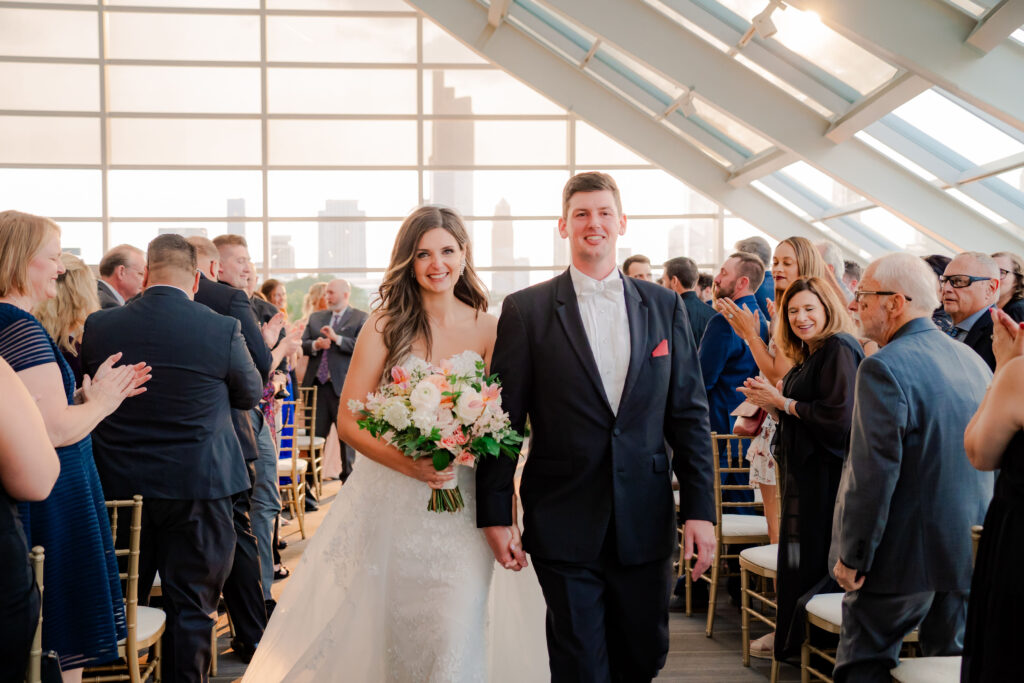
xmin=562 ymin=172 xmax=622 ymax=219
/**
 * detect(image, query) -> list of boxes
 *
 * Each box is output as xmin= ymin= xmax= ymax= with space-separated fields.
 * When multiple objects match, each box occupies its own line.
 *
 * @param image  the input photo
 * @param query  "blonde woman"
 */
xmin=34 ymin=253 xmax=100 ymax=388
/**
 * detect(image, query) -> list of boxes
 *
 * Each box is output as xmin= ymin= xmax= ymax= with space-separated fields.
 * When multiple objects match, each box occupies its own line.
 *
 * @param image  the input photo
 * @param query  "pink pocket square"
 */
xmin=651 ymin=339 xmax=669 ymax=357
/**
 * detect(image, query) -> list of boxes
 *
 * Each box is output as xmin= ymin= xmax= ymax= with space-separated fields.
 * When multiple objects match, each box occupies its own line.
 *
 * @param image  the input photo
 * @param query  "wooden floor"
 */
xmin=213 ymin=479 xmax=800 ymax=682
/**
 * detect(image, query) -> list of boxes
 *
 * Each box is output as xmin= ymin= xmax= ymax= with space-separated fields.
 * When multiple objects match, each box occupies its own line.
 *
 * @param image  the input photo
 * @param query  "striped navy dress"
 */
xmin=0 ymin=303 xmax=125 ymax=670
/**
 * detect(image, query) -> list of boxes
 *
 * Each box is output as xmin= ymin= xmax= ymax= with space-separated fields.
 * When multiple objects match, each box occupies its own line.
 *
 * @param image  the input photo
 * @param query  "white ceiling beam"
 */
xmin=967 ymin=0 xmax=1024 ymax=53
xmin=825 ymin=73 xmax=930 ymax=143
xmin=540 ymin=0 xmax=1024 ymax=253
xmin=956 ymin=150 xmax=1024 ymax=184
xmin=787 ymin=0 xmax=1024 ymax=132
xmin=404 ymin=0 xmax=841 ymax=250
xmin=727 ymin=148 xmax=796 ymax=186
xmin=487 ymin=0 xmax=512 ymax=28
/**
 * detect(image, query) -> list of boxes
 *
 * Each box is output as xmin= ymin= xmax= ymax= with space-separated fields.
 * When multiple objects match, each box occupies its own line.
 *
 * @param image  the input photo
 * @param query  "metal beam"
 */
xmin=487 ymin=0 xmax=512 ymax=28
xmin=540 ymin=0 xmax=1024 ymax=253
xmin=956 ymin=150 xmax=1024 ymax=184
xmin=788 ymin=0 xmax=1024 ymax=133
xmin=967 ymin=0 xmax=1024 ymax=53
xmin=727 ymin=148 xmax=795 ymax=186
xmin=403 ymin=0 xmax=836 ymax=249
xmin=825 ymin=73 xmax=930 ymax=143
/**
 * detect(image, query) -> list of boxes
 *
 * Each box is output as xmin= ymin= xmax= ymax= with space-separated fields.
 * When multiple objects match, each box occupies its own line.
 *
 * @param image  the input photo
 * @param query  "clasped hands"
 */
xmin=737 ymin=376 xmax=785 ymax=413
xmin=483 ymin=525 xmax=528 ymax=572
xmin=313 ymin=323 xmax=339 ymax=351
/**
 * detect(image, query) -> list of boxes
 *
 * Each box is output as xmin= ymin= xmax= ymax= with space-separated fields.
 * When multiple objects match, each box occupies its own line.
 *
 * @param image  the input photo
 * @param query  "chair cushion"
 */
xmin=721 ymin=513 xmax=769 ymax=538
xmin=134 ymin=606 xmax=166 ymax=643
xmin=806 ymin=593 xmax=844 ymax=626
xmin=295 ymin=428 xmax=308 ymax=437
xmin=277 ymin=458 xmax=308 ymax=475
xmin=297 ymin=436 xmax=326 ymax=450
xmin=891 ymin=656 xmax=961 ymax=682
xmin=739 ymin=543 xmax=778 ymax=571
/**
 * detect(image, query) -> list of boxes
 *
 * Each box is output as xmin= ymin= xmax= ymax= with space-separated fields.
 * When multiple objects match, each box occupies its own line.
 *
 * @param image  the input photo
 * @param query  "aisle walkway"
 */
xmin=216 ymin=479 xmax=795 ymax=682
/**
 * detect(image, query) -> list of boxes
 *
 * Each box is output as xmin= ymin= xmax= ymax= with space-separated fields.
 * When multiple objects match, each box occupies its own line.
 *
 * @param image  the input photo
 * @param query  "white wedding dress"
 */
xmin=243 ymin=358 xmax=549 ymax=683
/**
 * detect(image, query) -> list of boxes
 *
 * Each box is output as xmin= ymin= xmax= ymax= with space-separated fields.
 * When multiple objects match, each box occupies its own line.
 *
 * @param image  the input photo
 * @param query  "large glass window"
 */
xmin=0 ymin=2 xmax=730 ymax=302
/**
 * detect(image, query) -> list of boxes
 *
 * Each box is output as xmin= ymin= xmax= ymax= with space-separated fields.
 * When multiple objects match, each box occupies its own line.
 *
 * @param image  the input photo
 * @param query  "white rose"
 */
xmin=411 ymin=410 xmax=437 ymax=433
xmin=381 ymin=399 xmax=411 ymax=431
xmin=346 ymin=399 xmax=365 ymax=414
xmin=409 ymin=380 xmax=442 ymax=412
xmin=454 ymin=388 xmax=485 ymax=425
xmin=449 ymin=351 xmax=483 ymax=377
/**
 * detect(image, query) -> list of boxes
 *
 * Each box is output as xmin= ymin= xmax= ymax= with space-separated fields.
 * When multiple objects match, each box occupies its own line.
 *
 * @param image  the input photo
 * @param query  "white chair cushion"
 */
xmin=721 ymin=513 xmax=769 ymax=538
xmin=739 ymin=543 xmax=778 ymax=571
xmin=277 ymin=458 xmax=308 ymax=475
xmin=891 ymin=656 xmax=961 ymax=682
xmin=133 ymin=606 xmax=166 ymax=643
xmin=806 ymin=593 xmax=844 ymax=626
xmin=295 ymin=428 xmax=308 ymax=437
xmin=673 ymin=490 xmax=680 ymax=507
xmin=296 ymin=436 xmax=326 ymax=450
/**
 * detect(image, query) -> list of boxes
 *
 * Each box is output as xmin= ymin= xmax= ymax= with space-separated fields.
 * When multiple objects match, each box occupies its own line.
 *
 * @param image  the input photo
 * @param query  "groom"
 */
xmin=478 ymin=171 xmax=717 ymax=681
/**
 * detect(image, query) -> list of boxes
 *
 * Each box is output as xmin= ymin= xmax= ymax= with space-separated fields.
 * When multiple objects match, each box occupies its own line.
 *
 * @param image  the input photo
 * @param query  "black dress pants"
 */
xmin=312 ymin=381 xmax=354 ymax=483
xmin=220 ymin=461 xmax=268 ymax=650
xmin=133 ymin=497 xmax=235 ymax=683
xmin=531 ymin=524 xmax=674 ymax=683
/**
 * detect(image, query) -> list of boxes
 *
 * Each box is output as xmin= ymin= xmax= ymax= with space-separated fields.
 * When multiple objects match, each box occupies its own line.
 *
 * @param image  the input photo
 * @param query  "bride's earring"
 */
xmin=459 ymin=261 xmax=466 ymax=277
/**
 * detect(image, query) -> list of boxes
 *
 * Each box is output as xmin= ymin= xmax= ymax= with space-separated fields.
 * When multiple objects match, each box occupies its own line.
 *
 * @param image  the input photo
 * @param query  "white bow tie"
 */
xmin=578 ymin=277 xmax=623 ymax=302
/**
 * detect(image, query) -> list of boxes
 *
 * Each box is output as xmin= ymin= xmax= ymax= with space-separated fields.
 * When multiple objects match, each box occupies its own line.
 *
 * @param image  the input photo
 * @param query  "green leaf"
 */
xmin=432 ymin=451 xmax=452 ymax=471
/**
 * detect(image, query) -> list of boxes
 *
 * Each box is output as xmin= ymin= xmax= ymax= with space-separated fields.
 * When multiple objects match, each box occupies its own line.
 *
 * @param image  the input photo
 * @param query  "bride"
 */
xmin=242 ymin=206 xmax=547 ymax=682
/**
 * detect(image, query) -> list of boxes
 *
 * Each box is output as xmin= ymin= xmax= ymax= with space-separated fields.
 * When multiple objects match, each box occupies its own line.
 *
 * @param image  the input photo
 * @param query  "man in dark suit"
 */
xmin=188 ymin=235 xmax=273 ymax=661
xmin=96 ymin=244 xmax=146 ymax=309
xmin=734 ymin=236 xmax=774 ymax=318
xmin=478 ymin=172 xmax=716 ymax=682
xmin=663 ymin=256 xmax=714 ymax=347
xmin=831 ymin=253 xmax=993 ymax=682
xmin=301 ymin=278 xmax=367 ymax=484
xmin=942 ymin=251 xmax=1000 ymax=370
xmin=83 ymin=234 xmax=264 ymax=682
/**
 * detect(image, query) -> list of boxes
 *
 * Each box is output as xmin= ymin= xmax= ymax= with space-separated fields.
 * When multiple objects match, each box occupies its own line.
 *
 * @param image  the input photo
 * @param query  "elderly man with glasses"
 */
xmin=941 ymin=251 xmax=1000 ymax=370
xmin=830 ymin=252 xmax=993 ymax=682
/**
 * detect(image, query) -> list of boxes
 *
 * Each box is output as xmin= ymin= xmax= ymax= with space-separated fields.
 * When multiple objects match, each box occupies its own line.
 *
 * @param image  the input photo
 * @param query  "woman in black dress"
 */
xmin=962 ymin=307 xmax=1024 ymax=682
xmin=991 ymin=251 xmax=1024 ymax=323
xmin=0 ymin=356 xmax=60 ymax=681
xmin=738 ymin=276 xmax=864 ymax=662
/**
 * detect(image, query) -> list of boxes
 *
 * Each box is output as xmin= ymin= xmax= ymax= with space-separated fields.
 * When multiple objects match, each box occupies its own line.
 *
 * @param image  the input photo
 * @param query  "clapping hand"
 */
xmin=278 ymin=323 xmax=303 ymax=356
xmin=261 ymin=312 xmax=286 ymax=347
xmin=991 ymin=308 xmax=1024 ymax=370
xmin=713 ymin=298 xmax=761 ymax=343
xmin=83 ymin=352 xmax=151 ymax=414
xmin=737 ymin=376 xmax=782 ymax=411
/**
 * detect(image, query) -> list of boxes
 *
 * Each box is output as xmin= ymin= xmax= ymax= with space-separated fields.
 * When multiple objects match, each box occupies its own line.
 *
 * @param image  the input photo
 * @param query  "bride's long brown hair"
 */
xmin=377 ymin=206 xmax=488 ymax=374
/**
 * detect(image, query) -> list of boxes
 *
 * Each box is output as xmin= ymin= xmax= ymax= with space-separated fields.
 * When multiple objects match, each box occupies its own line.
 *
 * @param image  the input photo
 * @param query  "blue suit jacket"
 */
xmin=754 ymin=272 xmax=774 ymax=319
xmin=82 ymin=287 xmax=264 ymax=500
xmin=698 ymin=294 xmax=767 ymax=435
xmin=829 ymin=317 xmax=994 ymax=593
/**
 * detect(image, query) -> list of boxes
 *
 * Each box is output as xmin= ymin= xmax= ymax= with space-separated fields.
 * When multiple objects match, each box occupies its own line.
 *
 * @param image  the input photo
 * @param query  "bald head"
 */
xmin=325 ymin=278 xmax=350 ymax=312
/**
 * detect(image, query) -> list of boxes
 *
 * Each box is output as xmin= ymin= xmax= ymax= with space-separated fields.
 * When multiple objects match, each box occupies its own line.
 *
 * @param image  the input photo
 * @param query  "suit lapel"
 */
xmin=618 ymin=276 xmax=648 ymax=410
xmin=334 ymin=307 xmax=352 ymax=332
xmin=554 ymin=270 xmax=613 ymax=413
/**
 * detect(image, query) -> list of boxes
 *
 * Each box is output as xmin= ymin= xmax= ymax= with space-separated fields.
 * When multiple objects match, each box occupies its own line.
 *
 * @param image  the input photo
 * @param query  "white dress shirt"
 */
xmin=569 ymin=264 xmax=631 ymax=414
xmin=329 ymin=307 xmax=347 ymax=346
xmin=99 ymin=279 xmax=125 ymax=305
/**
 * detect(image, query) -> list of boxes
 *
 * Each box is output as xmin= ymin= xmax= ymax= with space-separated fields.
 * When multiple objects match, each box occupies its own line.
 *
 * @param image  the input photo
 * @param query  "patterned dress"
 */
xmin=0 ymin=303 xmax=125 ymax=669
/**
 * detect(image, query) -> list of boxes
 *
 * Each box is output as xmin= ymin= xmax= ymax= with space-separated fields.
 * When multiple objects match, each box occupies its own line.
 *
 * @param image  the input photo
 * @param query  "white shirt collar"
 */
xmin=100 ymin=278 xmax=125 ymax=305
xmin=569 ymin=263 xmax=621 ymax=296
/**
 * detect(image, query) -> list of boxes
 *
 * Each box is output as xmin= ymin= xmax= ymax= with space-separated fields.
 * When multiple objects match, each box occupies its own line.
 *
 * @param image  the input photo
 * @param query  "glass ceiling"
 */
xmin=472 ymin=0 xmax=1024 ymax=257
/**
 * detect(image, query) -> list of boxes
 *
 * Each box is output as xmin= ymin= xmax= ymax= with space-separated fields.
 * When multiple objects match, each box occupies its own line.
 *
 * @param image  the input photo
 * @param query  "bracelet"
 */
xmin=783 ymin=398 xmax=794 ymax=415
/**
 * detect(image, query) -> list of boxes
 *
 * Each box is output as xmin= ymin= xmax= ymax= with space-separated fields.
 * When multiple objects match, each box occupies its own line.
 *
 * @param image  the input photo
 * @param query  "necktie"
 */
xmin=578 ymin=277 xmax=623 ymax=303
xmin=315 ymin=313 xmax=340 ymax=384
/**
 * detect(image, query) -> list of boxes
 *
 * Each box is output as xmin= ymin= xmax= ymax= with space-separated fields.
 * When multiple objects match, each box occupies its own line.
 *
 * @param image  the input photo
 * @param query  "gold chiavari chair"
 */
xmin=24 ymin=545 xmax=44 ymax=683
xmin=278 ymin=400 xmax=307 ymax=539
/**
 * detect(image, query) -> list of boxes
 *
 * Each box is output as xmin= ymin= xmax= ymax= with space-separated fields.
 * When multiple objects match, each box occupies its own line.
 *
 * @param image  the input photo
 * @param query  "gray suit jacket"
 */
xmin=301 ymin=307 xmax=368 ymax=395
xmin=830 ymin=317 xmax=993 ymax=594
xmin=97 ymin=279 xmax=121 ymax=309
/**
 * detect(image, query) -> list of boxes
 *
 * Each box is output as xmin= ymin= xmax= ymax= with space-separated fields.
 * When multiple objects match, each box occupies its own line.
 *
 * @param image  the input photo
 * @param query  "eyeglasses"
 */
xmin=999 ymin=268 xmax=1012 ymax=278
xmin=853 ymin=290 xmax=913 ymax=303
xmin=939 ymin=274 xmax=993 ymax=288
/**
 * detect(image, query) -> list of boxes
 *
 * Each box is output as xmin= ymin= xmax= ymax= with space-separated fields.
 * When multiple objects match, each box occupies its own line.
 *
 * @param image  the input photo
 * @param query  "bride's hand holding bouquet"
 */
xmin=348 ymin=350 xmax=524 ymax=513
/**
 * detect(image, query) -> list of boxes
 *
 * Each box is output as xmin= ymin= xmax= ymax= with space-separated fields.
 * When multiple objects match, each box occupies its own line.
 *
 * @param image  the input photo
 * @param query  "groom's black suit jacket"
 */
xmin=478 ymin=270 xmax=715 ymax=566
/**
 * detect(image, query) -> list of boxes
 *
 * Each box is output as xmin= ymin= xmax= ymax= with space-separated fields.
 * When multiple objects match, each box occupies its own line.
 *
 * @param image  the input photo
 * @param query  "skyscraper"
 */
xmin=428 ymin=71 xmax=474 ymax=238
xmin=318 ymin=199 xmax=367 ymax=272
xmin=491 ymin=199 xmax=514 ymax=295
xmin=271 ymin=235 xmax=295 ymax=271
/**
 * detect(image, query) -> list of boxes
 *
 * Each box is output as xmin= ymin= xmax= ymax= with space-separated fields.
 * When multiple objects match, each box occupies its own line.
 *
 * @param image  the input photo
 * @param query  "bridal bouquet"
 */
xmin=348 ymin=351 xmax=523 ymax=513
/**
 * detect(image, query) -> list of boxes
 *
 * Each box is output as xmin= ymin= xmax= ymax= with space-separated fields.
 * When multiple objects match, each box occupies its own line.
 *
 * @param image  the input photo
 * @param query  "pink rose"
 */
xmin=455 ymin=450 xmax=476 ymax=467
xmin=439 ymin=427 xmax=469 ymax=453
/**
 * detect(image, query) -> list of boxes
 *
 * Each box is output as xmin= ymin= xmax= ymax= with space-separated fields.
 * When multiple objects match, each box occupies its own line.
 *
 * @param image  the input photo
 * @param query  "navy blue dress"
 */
xmin=0 ymin=303 xmax=125 ymax=670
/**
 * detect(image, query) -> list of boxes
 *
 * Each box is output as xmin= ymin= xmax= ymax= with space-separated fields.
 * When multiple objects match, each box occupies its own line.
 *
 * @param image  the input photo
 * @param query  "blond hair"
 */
xmin=34 ymin=253 xmax=99 ymax=355
xmin=0 ymin=210 xmax=61 ymax=298
xmin=302 ymin=282 xmax=328 ymax=318
xmin=775 ymin=276 xmax=856 ymax=365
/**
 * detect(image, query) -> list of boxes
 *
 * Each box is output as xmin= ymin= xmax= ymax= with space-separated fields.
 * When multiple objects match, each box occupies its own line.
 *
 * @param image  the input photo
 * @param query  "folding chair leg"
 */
xmin=154 ymin=637 xmax=163 ymax=683
xmin=770 ymin=657 xmax=780 ymax=683
xmin=801 ymin=621 xmax=811 ymax=683
xmin=684 ymin=556 xmax=693 ymax=617
xmin=705 ymin=542 xmax=720 ymax=637
xmin=741 ymin=566 xmax=750 ymax=666
xmin=296 ymin=487 xmax=307 ymax=539
xmin=209 ymin=619 xmax=217 ymax=677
